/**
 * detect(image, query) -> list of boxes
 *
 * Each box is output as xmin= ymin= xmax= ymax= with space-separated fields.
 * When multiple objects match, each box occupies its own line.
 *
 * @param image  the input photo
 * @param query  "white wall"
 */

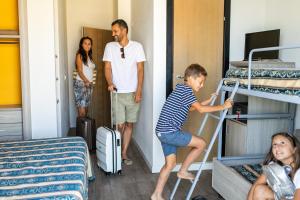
xmin=54 ymin=0 xmax=69 ymax=137
xmin=265 ymin=0 xmax=300 ymax=67
xmin=131 ymin=0 xmax=153 ymax=168
xmin=230 ymin=0 xmax=300 ymax=129
xmin=230 ymin=0 xmax=300 ymax=65
xmin=118 ymin=0 xmax=131 ymax=38
xmin=66 ymin=0 xmax=116 ymax=127
xmin=131 ymin=0 xmax=166 ymax=172
xmin=152 ymin=0 xmax=167 ymax=172
xmin=264 ymin=0 xmax=300 ymax=129
xmin=26 ymin=0 xmax=58 ymax=138
xmin=230 ymin=0 xmax=267 ymax=61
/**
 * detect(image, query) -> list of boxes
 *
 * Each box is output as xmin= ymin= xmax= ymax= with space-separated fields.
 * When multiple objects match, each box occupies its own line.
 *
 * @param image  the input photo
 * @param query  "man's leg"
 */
xmin=151 ymin=154 xmax=177 ymax=200
xmin=122 ymin=92 xmax=140 ymax=164
xmin=122 ymin=122 xmax=133 ymax=160
xmin=177 ymin=136 xmax=206 ymax=180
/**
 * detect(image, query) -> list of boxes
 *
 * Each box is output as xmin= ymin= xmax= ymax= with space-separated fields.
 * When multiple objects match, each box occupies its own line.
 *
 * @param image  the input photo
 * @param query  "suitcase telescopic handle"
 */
xmin=110 ymin=88 xmax=118 ymax=131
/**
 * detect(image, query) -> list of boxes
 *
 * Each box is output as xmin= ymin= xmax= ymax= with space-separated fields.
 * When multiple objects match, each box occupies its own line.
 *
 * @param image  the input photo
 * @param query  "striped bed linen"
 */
xmin=0 ymin=137 xmax=94 ymax=200
xmin=225 ymin=67 xmax=300 ymax=96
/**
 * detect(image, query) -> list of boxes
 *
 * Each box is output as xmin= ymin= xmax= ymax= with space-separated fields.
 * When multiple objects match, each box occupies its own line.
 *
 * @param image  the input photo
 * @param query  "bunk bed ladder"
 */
xmin=169 ymin=79 xmax=239 ymax=200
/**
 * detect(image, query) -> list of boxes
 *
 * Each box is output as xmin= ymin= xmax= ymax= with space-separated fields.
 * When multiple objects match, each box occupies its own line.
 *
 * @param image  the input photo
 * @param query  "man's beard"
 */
xmin=113 ymin=35 xmax=120 ymax=42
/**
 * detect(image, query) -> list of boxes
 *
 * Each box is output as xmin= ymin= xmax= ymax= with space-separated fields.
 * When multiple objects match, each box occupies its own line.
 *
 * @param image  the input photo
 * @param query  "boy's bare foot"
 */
xmin=177 ymin=171 xmax=195 ymax=180
xmin=151 ymin=193 xmax=164 ymax=200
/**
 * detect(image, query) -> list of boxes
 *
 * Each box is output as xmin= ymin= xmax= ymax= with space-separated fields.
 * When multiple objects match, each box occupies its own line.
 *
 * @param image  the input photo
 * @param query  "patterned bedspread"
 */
xmin=0 ymin=137 xmax=94 ymax=200
xmin=225 ymin=68 xmax=300 ymax=96
xmin=231 ymin=164 xmax=263 ymax=184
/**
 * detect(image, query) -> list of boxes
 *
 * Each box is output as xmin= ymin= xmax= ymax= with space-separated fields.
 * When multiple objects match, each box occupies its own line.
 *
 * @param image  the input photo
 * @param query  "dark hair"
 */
xmin=184 ymin=63 xmax=207 ymax=81
xmin=77 ymin=36 xmax=93 ymax=65
xmin=112 ymin=19 xmax=128 ymax=33
xmin=264 ymin=132 xmax=300 ymax=178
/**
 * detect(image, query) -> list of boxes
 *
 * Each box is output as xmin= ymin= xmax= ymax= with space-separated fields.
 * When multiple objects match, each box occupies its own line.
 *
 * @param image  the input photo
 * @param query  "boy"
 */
xmin=151 ymin=64 xmax=233 ymax=200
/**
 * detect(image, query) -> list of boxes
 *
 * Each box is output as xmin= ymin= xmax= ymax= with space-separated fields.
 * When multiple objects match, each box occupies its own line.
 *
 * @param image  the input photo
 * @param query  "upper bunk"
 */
xmin=222 ymin=45 xmax=300 ymax=104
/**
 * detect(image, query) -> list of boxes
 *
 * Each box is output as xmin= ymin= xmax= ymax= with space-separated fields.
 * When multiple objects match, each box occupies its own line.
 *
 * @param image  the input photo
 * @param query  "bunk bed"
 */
xmin=212 ymin=45 xmax=300 ymax=200
xmin=0 ymin=137 xmax=94 ymax=200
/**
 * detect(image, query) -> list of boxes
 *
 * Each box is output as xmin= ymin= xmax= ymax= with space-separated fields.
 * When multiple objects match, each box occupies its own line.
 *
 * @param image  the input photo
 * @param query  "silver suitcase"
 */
xmin=96 ymin=92 xmax=122 ymax=175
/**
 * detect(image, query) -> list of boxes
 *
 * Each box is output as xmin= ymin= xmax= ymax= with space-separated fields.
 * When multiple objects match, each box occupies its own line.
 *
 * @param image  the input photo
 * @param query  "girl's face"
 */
xmin=82 ymin=39 xmax=92 ymax=52
xmin=272 ymin=135 xmax=296 ymax=165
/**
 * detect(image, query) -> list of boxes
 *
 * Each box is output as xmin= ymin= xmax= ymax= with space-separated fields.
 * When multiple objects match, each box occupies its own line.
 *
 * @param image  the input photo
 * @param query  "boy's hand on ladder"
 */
xmin=223 ymin=99 xmax=233 ymax=109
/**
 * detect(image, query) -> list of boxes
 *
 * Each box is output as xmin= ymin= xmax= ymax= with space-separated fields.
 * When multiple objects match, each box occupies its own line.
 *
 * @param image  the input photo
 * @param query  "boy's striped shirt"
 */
xmin=156 ymin=84 xmax=197 ymax=134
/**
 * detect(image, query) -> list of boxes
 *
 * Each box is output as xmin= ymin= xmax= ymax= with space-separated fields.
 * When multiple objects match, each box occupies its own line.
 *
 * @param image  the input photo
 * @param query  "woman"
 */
xmin=74 ymin=36 xmax=95 ymax=117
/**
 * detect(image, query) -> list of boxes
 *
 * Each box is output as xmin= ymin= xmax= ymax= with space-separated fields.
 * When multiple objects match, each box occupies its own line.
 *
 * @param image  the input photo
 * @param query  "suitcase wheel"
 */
xmin=117 ymin=170 xmax=122 ymax=175
xmin=105 ymin=172 xmax=111 ymax=176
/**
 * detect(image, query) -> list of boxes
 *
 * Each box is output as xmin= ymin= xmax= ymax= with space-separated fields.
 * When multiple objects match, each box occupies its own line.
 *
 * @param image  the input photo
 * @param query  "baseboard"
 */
xmin=132 ymin=138 xmax=153 ymax=172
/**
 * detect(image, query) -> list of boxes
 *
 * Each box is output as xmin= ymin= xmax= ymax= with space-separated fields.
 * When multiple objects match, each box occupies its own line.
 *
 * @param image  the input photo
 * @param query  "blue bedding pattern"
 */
xmin=0 ymin=137 xmax=93 ymax=200
xmin=224 ymin=82 xmax=300 ymax=96
xmin=231 ymin=164 xmax=263 ymax=184
xmin=225 ymin=68 xmax=300 ymax=79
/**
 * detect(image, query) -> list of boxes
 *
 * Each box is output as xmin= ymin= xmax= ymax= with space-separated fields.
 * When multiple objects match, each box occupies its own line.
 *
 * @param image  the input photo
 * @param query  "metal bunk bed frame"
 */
xmin=170 ymin=45 xmax=300 ymax=199
xmin=219 ymin=45 xmax=300 ymax=162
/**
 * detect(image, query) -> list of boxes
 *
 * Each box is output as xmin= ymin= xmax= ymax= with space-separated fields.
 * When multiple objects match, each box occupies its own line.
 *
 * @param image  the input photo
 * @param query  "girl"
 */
xmin=247 ymin=132 xmax=300 ymax=200
xmin=73 ymin=36 xmax=95 ymax=117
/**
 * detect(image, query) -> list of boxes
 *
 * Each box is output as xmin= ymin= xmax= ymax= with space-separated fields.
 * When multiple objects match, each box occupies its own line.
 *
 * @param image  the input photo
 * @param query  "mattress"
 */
xmin=0 ymin=137 xmax=94 ymax=200
xmin=231 ymin=164 xmax=263 ymax=184
xmin=225 ymin=68 xmax=300 ymax=96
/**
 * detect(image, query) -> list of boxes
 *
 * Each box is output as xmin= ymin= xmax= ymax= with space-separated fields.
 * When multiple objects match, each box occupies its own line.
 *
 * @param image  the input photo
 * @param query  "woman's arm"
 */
xmin=76 ymin=54 xmax=90 ymax=86
xmin=247 ymin=175 xmax=267 ymax=200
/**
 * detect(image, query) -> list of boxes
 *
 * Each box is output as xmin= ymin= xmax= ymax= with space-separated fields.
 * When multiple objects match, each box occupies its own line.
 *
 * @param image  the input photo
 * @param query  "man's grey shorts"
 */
xmin=112 ymin=92 xmax=140 ymax=124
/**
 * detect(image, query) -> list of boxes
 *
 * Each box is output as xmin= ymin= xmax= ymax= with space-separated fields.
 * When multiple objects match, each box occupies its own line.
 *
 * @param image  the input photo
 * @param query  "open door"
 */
xmin=82 ymin=27 xmax=113 ymax=128
xmin=173 ymin=0 xmax=224 ymax=163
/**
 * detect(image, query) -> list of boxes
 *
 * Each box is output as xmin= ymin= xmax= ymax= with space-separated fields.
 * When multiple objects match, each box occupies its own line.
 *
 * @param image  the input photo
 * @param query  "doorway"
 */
xmin=82 ymin=27 xmax=113 ymax=128
xmin=168 ymin=0 xmax=226 ymax=163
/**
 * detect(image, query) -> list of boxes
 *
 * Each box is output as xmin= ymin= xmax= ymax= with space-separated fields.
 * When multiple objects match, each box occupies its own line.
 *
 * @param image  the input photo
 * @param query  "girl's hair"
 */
xmin=77 ymin=37 xmax=93 ymax=65
xmin=264 ymin=132 xmax=300 ymax=178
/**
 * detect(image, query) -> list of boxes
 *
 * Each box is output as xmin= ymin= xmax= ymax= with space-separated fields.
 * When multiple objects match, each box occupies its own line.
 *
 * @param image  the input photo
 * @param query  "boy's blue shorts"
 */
xmin=156 ymin=130 xmax=192 ymax=157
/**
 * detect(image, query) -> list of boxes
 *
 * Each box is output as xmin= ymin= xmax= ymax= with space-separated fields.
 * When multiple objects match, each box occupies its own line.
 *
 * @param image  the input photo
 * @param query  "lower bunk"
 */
xmin=212 ymin=158 xmax=264 ymax=200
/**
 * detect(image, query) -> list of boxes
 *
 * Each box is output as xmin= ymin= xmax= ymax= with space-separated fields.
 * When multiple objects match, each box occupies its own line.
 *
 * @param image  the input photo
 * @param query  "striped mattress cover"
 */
xmin=231 ymin=164 xmax=263 ymax=184
xmin=225 ymin=67 xmax=300 ymax=96
xmin=0 ymin=137 xmax=94 ymax=200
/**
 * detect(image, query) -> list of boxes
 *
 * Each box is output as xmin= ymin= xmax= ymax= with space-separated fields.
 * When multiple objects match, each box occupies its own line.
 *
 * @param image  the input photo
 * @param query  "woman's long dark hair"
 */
xmin=77 ymin=37 xmax=93 ymax=65
xmin=264 ymin=132 xmax=300 ymax=178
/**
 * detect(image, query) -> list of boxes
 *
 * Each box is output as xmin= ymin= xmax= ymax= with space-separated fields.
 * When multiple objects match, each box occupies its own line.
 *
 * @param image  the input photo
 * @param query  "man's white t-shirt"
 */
xmin=103 ymin=41 xmax=146 ymax=93
xmin=294 ymin=169 xmax=300 ymax=189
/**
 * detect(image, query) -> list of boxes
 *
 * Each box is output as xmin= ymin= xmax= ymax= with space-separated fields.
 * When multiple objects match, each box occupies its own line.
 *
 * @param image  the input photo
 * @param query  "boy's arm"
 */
xmin=191 ymin=99 xmax=232 ymax=113
xmin=201 ymin=93 xmax=217 ymax=106
xmin=189 ymin=107 xmax=196 ymax=111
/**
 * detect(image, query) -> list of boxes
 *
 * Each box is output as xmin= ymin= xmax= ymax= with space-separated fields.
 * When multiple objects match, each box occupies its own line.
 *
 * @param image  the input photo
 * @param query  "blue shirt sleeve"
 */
xmin=183 ymin=87 xmax=197 ymax=106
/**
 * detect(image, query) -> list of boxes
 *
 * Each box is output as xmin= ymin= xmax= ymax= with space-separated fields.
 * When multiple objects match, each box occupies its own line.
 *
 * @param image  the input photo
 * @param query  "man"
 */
xmin=103 ymin=19 xmax=146 ymax=165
